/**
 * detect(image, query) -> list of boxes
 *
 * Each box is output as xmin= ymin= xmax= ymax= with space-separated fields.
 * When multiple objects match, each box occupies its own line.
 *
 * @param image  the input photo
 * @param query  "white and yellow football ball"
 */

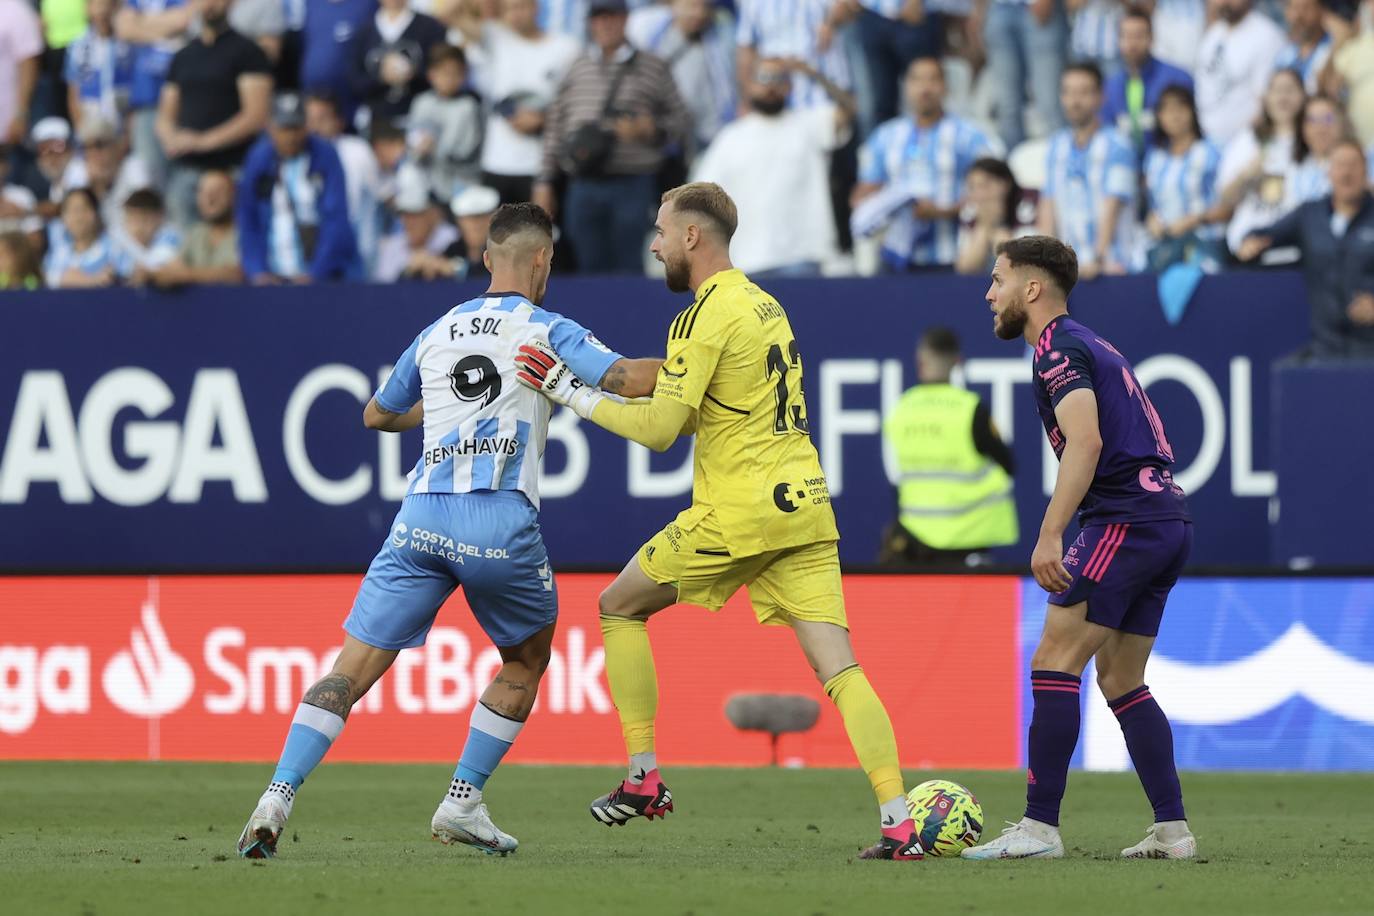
xmin=905 ymin=779 xmax=984 ymax=856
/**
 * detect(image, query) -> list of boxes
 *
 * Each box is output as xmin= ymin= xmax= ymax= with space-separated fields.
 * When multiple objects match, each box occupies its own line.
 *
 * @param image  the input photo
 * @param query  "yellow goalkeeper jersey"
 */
xmin=652 ymin=268 xmax=839 ymax=557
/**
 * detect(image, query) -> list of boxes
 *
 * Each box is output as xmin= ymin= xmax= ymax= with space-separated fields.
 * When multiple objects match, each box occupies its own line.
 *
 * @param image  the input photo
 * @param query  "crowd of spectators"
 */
xmin=1 ymin=0 xmax=1372 ymax=323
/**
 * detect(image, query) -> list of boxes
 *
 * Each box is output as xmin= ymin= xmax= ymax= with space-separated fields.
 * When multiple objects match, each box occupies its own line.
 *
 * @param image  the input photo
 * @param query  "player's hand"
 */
xmin=515 ymin=342 xmax=603 ymax=419
xmin=1031 ymin=533 xmax=1073 ymax=593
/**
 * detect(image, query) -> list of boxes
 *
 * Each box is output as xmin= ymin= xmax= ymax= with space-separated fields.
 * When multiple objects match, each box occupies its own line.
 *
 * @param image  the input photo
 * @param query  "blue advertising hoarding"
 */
xmin=0 ymin=272 xmax=1311 ymax=571
xmin=1018 ymin=578 xmax=1374 ymax=770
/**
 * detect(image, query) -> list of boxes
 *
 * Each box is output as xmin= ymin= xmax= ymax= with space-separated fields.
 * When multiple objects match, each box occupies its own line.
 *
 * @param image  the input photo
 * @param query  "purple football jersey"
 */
xmin=1032 ymin=316 xmax=1191 ymax=526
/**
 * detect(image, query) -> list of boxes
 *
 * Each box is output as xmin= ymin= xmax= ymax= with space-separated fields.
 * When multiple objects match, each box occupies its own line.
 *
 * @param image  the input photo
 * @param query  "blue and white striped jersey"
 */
xmin=857 ymin=114 xmax=1001 ymax=267
xmin=1144 ymin=139 xmax=1221 ymax=233
xmin=1043 ymin=126 xmax=1139 ymax=267
xmin=43 ymin=233 xmax=118 ymax=288
xmin=375 ymin=293 xmax=623 ymax=507
xmin=269 ymin=156 xmax=319 ymax=279
xmin=1070 ymin=0 xmax=1121 ymax=65
xmin=1272 ymin=35 xmax=1333 ymax=94
xmin=736 ymin=0 xmax=852 ymax=109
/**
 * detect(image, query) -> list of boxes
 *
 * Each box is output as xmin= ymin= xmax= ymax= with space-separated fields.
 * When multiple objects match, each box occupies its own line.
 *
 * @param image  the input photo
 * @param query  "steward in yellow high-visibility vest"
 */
xmin=880 ymin=327 xmax=1018 ymax=565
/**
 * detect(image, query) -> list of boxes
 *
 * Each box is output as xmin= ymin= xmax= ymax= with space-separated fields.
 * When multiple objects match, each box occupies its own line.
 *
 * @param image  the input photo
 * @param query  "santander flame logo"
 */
xmin=101 ymin=593 xmax=194 ymax=718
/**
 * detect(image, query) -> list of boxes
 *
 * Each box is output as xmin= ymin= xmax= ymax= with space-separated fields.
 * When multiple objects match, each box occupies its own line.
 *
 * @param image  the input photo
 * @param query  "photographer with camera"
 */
xmin=533 ymin=0 xmax=690 ymax=274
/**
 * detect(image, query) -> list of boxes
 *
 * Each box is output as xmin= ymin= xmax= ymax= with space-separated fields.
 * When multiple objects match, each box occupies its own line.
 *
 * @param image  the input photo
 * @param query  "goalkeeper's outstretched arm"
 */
xmin=515 ymin=343 xmax=691 ymax=451
xmin=584 ymin=396 xmax=693 ymax=453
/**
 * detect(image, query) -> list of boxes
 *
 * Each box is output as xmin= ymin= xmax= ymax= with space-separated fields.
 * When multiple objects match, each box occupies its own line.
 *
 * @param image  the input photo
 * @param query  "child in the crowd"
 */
xmin=115 ymin=187 xmax=182 ymax=284
xmin=408 ymin=43 xmax=484 ymax=199
xmin=44 ymin=187 xmax=118 ymax=289
xmin=0 ymin=231 xmax=43 ymax=290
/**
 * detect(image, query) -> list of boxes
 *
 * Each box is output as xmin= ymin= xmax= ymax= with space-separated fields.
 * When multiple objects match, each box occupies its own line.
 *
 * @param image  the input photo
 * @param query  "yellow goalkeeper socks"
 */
xmin=824 ymin=664 xmax=906 ymax=806
xmin=599 ymin=614 xmax=658 ymax=757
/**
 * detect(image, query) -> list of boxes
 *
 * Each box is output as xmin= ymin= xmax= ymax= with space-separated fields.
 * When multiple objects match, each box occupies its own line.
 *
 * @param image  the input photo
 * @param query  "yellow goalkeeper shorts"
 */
xmin=635 ymin=506 xmax=847 ymax=628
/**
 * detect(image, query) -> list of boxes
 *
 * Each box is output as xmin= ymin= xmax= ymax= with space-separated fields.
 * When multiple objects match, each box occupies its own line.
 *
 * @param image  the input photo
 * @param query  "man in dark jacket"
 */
xmin=237 ymin=92 xmax=360 ymax=284
xmin=1240 ymin=140 xmax=1374 ymax=360
xmin=1099 ymin=8 xmax=1192 ymax=155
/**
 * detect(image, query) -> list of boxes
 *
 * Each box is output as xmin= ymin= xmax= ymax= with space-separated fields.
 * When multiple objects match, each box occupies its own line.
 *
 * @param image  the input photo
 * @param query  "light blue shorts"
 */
xmin=344 ymin=491 xmax=557 ymax=649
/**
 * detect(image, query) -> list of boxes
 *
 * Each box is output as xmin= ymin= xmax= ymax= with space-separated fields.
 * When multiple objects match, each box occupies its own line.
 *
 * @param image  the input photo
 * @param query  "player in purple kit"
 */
xmin=963 ymin=236 xmax=1197 ymax=861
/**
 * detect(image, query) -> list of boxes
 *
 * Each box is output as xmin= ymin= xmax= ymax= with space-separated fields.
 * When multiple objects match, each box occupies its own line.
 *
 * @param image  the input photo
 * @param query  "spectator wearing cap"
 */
xmin=852 ymin=57 xmax=1000 ymax=272
xmin=692 ymin=57 xmax=854 ymax=277
xmin=64 ymin=0 xmax=135 ymax=135
xmin=449 ymin=0 xmax=581 ymax=207
xmin=535 ymin=0 xmax=691 ymax=273
xmin=353 ymin=0 xmax=447 ymax=128
xmin=627 ymin=0 xmax=738 ymax=152
xmin=408 ymin=44 xmax=483 ymax=200
xmin=147 ymin=168 xmax=243 ymax=285
xmin=736 ymin=0 xmax=853 ymax=113
xmin=0 ymin=144 xmax=44 ymax=238
xmin=63 ymin=116 xmax=152 ymax=232
xmin=1240 ymin=140 xmax=1374 ymax=359
xmin=0 ymin=0 xmax=43 ymax=146
xmin=300 ymin=0 xmax=374 ymax=127
xmin=114 ymin=187 xmax=182 ymax=283
xmin=306 ymin=89 xmax=383 ymax=275
xmin=157 ymin=0 xmax=273 ymax=228
xmin=24 ymin=118 xmax=77 ymax=218
xmin=1100 ymin=7 xmax=1192 ymax=156
xmin=44 ymin=186 xmax=119 ymax=288
xmin=451 ymin=183 xmax=498 ymax=279
xmin=1273 ymin=0 xmax=1331 ymax=95
xmin=0 ymin=142 xmax=46 ymax=261
xmin=372 ymin=170 xmax=465 ymax=282
xmin=115 ymin=0 xmax=195 ymax=187
xmin=237 ymin=92 xmax=359 ymax=284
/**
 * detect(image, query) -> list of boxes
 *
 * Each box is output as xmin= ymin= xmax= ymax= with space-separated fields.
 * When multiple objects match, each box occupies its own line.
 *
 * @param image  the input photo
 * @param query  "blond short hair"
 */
xmin=662 ymin=182 xmax=738 ymax=242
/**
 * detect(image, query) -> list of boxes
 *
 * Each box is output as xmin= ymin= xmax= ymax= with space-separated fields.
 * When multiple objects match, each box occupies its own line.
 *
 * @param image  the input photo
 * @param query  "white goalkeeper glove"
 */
xmin=515 ymin=342 xmax=604 ymax=419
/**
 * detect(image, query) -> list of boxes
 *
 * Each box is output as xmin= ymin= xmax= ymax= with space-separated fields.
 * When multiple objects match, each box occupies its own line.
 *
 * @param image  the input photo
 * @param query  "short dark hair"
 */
xmin=370 ymin=119 xmax=406 ymax=144
xmin=488 ymin=202 xmax=553 ymax=246
xmin=996 ymin=235 xmax=1079 ymax=296
xmin=124 ymin=187 xmax=164 ymax=213
xmin=662 ymin=182 xmax=738 ymax=241
xmin=1062 ymin=61 xmax=1104 ymax=91
xmin=304 ymin=87 xmax=339 ymax=114
xmin=428 ymin=43 xmax=467 ymax=70
xmin=1121 ymin=4 xmax=1152 ymax=28
xmin=1332 ymin=137 xmax=1368 ymax=165
xmin=907 ymin=55 xmax=944 ymax=79
xmin=919 ymin=326 xmax=961 ymax=357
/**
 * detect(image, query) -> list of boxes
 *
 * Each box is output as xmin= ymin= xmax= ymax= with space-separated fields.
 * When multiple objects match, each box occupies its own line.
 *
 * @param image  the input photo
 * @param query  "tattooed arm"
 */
xmin=598 ymin=358 xmax=664 ymax=398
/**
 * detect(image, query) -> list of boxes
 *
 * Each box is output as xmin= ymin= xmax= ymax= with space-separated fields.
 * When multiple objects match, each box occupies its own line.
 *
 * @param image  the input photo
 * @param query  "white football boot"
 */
xmin=960 ymin=818 xmax=1065 ymax=860
xmin=431 ymin=798 xmax=519 ymax=856
xmin=1122 ymin=821 xmax=1197 ymax=859
xmin=237 ymin=783 xmax=294 ymax=859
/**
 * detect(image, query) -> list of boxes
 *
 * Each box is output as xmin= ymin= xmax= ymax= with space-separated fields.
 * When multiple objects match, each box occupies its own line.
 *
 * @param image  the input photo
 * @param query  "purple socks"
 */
xmin=1110 ymin=685 xmax=1186 ymax=822
xmin=1024 ymin=670 xmax=1081 ymax=826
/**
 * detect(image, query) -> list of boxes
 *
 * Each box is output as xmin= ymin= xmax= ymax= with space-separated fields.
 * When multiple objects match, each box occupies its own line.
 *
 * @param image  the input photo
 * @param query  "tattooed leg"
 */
xmin=302 ymin=673 xmax=356 ymax=719
xmin=445 ymin=624 xmax=557 ymax=801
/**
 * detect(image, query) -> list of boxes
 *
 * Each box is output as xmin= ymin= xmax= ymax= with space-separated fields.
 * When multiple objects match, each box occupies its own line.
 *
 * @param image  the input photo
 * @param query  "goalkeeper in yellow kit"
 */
xmin=515 ymin=183 xmax=922 ymax=860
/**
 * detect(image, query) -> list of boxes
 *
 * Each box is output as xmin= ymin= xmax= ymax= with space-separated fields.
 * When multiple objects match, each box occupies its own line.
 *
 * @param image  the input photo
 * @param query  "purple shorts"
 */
xmin=1048 ymin=520 xmax=1192 ymax=637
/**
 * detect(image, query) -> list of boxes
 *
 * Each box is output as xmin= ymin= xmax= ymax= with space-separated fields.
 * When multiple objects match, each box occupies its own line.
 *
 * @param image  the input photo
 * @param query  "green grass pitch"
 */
xmin=2 ymin=763 xmax=1370 ymax=915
